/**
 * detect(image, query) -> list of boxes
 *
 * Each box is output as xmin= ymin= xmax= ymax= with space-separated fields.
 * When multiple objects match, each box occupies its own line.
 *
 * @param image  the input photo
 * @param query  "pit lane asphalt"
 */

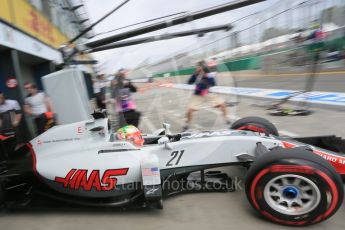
xmin=1 ymin=81 xmax=345 ymax=230
xmin=173 ymin=71 xmax=345 ymax=92
xmin=136 ymin=86 xmax=345 ymax=137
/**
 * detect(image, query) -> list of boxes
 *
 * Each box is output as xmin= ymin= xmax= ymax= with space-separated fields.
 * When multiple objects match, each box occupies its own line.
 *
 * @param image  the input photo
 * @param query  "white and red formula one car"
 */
xmin=0 ymin=113 xmax=344 ymax=226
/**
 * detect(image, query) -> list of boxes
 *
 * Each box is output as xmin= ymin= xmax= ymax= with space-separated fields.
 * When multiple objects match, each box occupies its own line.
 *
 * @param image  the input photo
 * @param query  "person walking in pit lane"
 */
xmin=93 ymin=74 xmax=107 ymax=110
xmin=23 ymin=82 xmax=55 ymax=135
xmin=111 ymin=69 xmax=141 ymax=128
xmin=183 ymin=60 xmax=230 ymax=131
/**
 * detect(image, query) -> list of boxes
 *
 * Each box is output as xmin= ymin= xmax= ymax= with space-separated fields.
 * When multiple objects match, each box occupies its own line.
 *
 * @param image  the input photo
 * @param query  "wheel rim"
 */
xmin=263 ymin=174 xmax=321 ymax=216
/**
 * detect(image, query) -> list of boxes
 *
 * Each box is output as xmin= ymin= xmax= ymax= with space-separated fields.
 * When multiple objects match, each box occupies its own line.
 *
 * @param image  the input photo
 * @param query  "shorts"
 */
xmin=188 ymin=94 xmax=224 ymax=110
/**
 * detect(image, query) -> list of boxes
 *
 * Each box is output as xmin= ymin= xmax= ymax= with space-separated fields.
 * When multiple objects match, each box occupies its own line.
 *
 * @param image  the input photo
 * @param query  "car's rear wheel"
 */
xmin=245 ymin=148 xmax=344 ymax=226
xmin=231 ymin=117 xmax=279 ymax=136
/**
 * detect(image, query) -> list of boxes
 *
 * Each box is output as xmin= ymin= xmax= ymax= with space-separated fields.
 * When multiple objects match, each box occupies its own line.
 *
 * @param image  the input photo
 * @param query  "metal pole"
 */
xmin=90 ymin=24 xmax=232 ymax=52
xmin=10 ymin=49 xmax=35 ymax=139
xmin=68 ymin=0 xmax=130 ymax=44
xmin=85 ymin=0 xmax=266 ymax=49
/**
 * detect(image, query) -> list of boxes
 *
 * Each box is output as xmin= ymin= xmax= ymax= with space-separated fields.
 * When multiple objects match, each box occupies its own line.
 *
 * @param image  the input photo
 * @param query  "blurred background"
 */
xmin=0 ymin=1 xmax=345 ymax=229
xmin=0 ymin=0 xmax=344 ymax=140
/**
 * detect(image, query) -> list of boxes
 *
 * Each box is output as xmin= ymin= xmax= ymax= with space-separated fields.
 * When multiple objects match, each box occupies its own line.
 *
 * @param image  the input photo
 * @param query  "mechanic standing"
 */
xmin=23 ymin=82 xmax=55 ymax=135
xmin=183 ymin=61 xmax=230 ymax=131
xmin=93 ymin=74 xmax=107 ymax=110
xmin=0 ymin=91 xmax=24 ymax=148
xmin=111 ymin=69 xmax=141 ymax=128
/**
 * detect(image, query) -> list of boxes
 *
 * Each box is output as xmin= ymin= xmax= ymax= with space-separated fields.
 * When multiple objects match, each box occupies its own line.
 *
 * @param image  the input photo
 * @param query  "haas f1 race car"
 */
xmin=0 ymin=113 xmax=344 ymax=226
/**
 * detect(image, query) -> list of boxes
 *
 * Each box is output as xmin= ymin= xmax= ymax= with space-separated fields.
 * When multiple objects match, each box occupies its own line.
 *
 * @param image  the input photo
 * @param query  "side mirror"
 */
xmin=91 ymin=110 xmax=107 ymax=119
xmin=90 ymin=126 xmax=105 ymax=132
xmin=90 ymin=126 xmax=105 ymax=136
xmin=158 ymin=137 xmax=173 ymax=150
xmin=163 ymin=123 xmax=171 ymax=135
xmin=152 ymin=128 xmax=165 ymax=136
xmin=165 ymin=142 xmax=173 ymax=150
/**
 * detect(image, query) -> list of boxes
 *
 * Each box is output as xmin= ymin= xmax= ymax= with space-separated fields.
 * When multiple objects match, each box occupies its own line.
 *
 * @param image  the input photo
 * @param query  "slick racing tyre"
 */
xmin=245 ymin=148 xmax=344 ymax=226
xmin=231 ymin=117 xmax=279 ymax=136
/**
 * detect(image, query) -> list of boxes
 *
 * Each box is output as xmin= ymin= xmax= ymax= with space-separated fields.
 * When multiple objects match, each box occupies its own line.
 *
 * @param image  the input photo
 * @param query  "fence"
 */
xmin=130 ymin=0 xmax=345 ymax=78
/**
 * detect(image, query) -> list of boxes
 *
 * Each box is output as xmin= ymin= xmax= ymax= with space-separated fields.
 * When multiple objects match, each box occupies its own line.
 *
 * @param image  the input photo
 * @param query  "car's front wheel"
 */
xmin=231 ymin=117 xmax=279 ymax=136
xmin=245 ymin=148 xmax=344 ymax=226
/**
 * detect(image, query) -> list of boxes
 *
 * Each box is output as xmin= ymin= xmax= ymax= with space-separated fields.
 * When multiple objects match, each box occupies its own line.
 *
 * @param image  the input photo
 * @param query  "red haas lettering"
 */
xmin=55 ymin=168 xmax=128 ymax=191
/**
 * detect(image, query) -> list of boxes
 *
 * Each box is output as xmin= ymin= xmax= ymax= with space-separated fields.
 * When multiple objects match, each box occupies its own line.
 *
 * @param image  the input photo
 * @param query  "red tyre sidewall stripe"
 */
xmin=238 ymin=125 xmax=265 ymax=133
xmin=261 ymin=211 xmax=307 ymax=226
xmin=312 ymin=215 xmax=323 ymax=224
xmin=250 ymin=165 xmax=338 ymax=225
xmin=250 ymin=165 xmax=314 ymax=209
xmin=250 ymin=168 xmax=270 ymax=210
xmin=315 ymin=170 xmax=339 ymax=220
xmin=270 ymin=165 xmax=314 ymax=174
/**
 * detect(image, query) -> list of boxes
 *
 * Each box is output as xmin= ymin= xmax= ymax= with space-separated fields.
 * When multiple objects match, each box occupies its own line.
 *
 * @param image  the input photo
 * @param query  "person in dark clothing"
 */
xmin=111 ymin=69 xmax=141 ymax=127
xmin=0 ymin=92 xmax=24 ymax=150
xmin=93 ymin=74 xmax=107 ymax=110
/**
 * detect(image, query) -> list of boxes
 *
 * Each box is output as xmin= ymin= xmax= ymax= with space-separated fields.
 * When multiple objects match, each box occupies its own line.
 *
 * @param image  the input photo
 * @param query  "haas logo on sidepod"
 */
xmin=55 ymin=168 xmax=128 ymax=191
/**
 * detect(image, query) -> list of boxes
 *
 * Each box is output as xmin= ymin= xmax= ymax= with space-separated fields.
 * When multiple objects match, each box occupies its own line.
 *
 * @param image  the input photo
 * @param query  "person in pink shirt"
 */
xmin=111 ymin=69 xmax=141 ymax=127
xmin=183 ymin=61 xmax=229 ymax=131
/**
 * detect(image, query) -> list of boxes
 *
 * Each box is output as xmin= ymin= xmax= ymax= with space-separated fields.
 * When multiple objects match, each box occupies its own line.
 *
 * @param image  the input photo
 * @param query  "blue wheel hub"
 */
xmin=282 ymin=187 xmax=299 ymax=199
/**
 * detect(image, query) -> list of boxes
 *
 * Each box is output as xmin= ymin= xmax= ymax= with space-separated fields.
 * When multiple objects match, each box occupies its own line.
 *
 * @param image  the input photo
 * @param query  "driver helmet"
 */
xmin=117 ymin=125 xmax=144 ymax=147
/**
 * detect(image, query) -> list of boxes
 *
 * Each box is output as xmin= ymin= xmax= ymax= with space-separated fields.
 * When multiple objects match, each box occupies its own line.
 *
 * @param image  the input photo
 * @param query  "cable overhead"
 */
xmin=186 ymin=0 xmax=315 ymax=55
xmin=68 ymin=0 xmax=130 ymax=44
xmin=90 ymin=24 xmax=232 ymax=53
xmin=63 ymin=0 xmax=130 ymax=64
xmin=85 ymin=0 xmax=266 ymax=49
xmin=91 ymin=11 xmax=188 ymax=39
